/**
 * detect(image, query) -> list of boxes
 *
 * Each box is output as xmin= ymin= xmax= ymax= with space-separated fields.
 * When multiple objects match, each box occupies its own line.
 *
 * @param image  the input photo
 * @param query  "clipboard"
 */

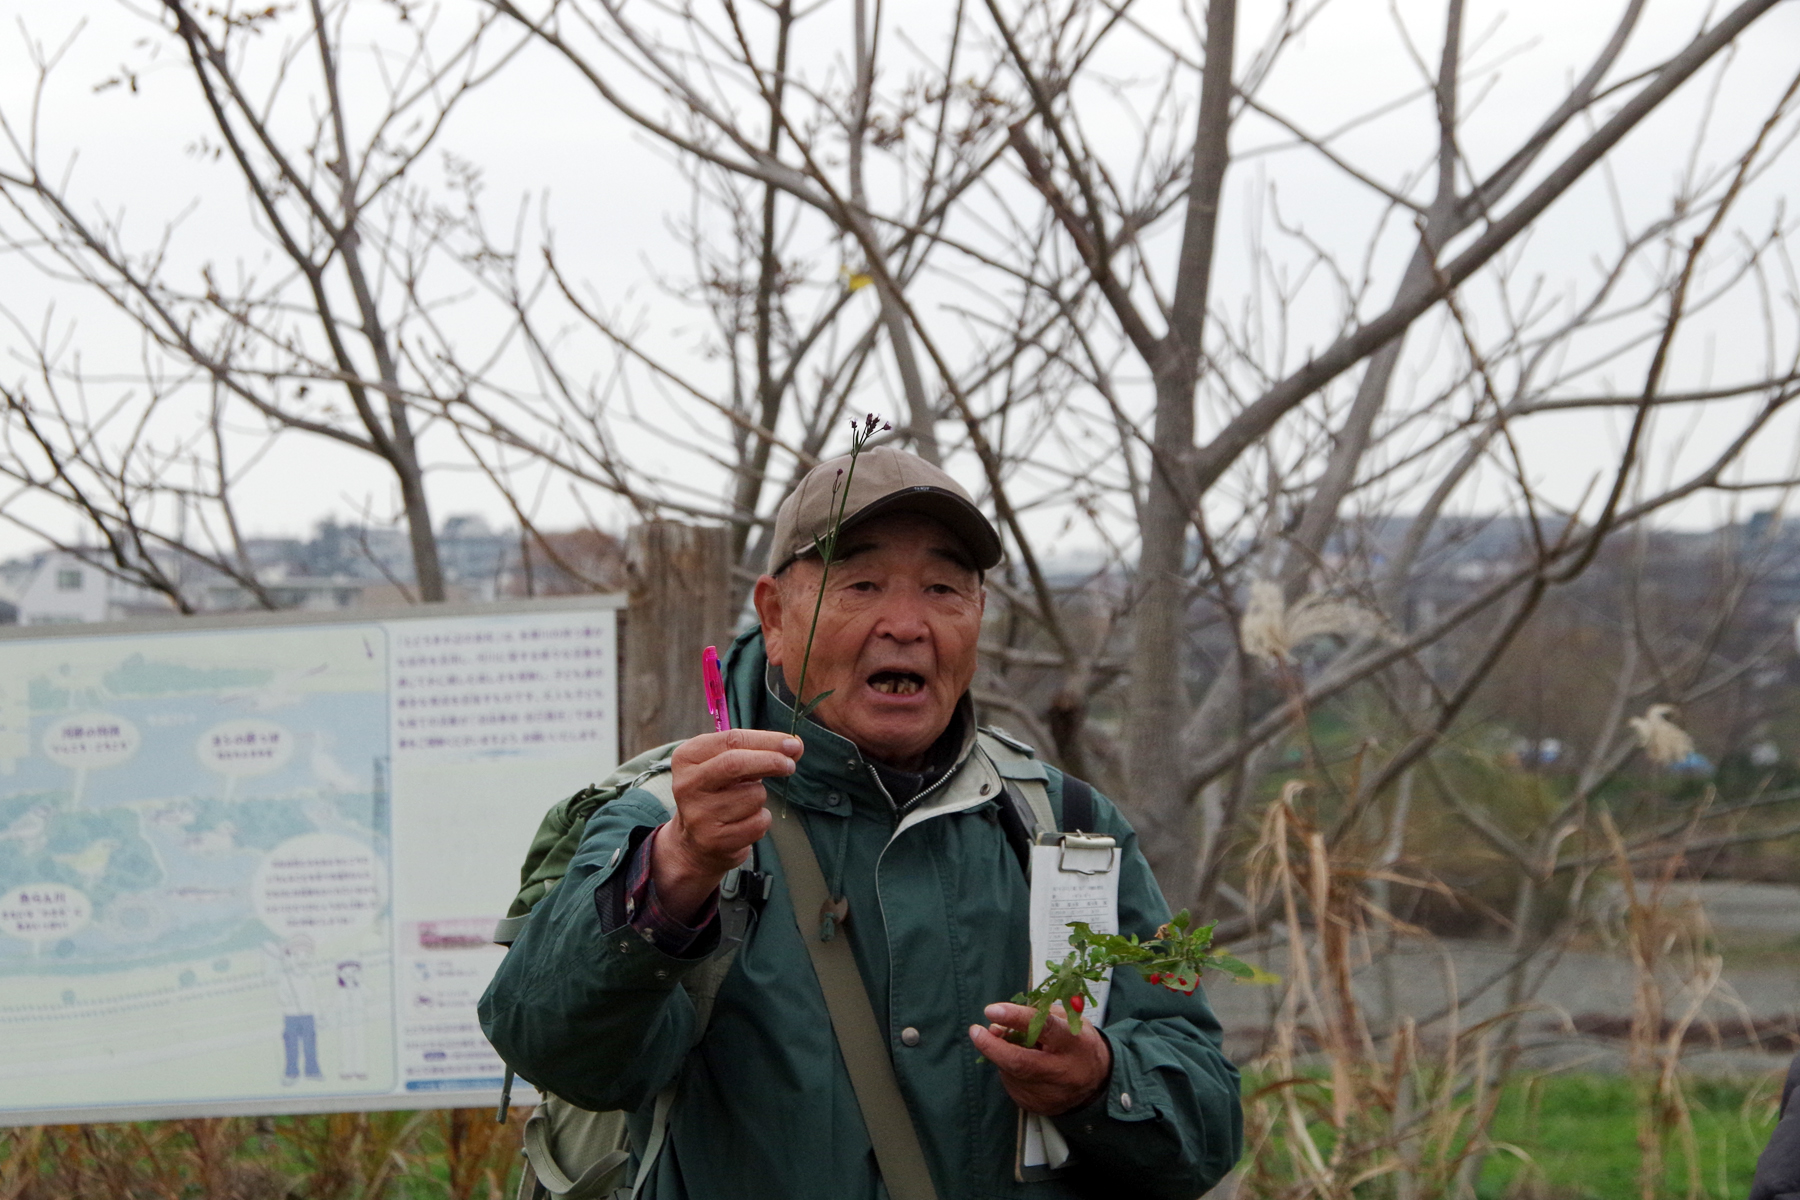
xmin=1015 ymin=831 xmax=1120 ymax=1181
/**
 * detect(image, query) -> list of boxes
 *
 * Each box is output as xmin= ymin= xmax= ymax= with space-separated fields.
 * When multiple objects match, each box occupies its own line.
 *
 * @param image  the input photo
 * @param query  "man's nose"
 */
xmin=871 ymin=590 xmax=931 ymax=641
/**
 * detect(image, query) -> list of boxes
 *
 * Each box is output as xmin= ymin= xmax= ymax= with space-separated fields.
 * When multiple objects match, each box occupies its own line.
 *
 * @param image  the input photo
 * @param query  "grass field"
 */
xmin=1235 ymin=1066 xmax=1787 ymax=1198
xmin=1475 ymin=1074 xmax=1782 ymax=1200
xmin=0 ymin=1071 xmax=1785 ymax=1198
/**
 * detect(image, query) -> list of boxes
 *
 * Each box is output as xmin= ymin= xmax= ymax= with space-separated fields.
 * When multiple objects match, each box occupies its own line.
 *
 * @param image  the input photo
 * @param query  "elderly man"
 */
xmin=481 ymin=448 xmax=1241 ymax=1199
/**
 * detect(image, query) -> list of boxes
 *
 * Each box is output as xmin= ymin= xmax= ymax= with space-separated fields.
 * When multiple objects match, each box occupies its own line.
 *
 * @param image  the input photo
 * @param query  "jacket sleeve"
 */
xmin=477 ymin=791 xmax=720 ymax=1112
xmin=1049 ymin=781 xmax=1244 ymax=1197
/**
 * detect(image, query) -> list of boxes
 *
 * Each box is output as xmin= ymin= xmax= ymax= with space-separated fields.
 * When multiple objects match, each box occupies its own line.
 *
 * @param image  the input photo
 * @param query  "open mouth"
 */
xmin=868 ymin=670 xmax=926 ymax=697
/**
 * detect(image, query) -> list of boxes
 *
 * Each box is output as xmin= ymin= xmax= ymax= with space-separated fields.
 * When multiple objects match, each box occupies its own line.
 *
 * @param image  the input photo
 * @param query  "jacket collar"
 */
xmin=722 ymin=628 xmax=978 ymax=815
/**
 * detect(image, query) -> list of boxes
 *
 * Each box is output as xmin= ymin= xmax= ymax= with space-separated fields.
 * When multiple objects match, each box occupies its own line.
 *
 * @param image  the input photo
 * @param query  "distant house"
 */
xmin=9 ymin=551 xmax=174 ymax=625
xmin=0 ymin=516 xmax=626 ymax=623
xmin=193 ymin=571 xmax=375 ymax=614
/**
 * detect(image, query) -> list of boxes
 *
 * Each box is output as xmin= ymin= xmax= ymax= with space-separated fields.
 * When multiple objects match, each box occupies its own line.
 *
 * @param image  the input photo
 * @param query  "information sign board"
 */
xmin=0 ymin=597 xmax=620 ymax=1124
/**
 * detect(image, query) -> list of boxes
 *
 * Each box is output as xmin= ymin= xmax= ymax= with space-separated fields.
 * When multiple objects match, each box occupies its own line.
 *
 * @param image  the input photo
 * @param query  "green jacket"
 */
xmin=479 ymin=631 xmax=1242 ymax=1199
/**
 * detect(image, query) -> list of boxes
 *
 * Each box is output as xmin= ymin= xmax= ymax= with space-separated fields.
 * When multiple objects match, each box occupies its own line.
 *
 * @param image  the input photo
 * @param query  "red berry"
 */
xmin=1148 ymin=973 xmax=1162 ymax=985
xmin=1070 ymin=995 xmax=1084 ymax=1013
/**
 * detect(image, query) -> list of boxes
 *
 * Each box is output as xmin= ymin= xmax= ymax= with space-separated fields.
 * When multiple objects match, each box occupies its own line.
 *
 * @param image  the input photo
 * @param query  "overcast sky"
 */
xmin=2 ymin=0 xmax=1797 ymax=563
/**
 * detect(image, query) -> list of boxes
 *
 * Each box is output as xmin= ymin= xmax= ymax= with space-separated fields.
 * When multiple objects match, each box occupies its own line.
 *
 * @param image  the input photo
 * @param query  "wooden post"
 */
xmin=623 ymin=520 xmax=735 ymax=756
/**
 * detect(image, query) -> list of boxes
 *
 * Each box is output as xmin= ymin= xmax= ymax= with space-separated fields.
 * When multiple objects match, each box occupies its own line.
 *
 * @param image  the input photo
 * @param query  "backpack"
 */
xmin=492 ymin=729 xmax=1092 ymax=1200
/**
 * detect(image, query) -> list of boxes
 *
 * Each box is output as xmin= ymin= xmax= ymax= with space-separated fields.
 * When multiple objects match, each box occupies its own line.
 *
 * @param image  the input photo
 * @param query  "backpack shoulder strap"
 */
xmin=977 ymin=727 xmax=1054 ymax=837
xmin=1059 ymin=774 xmax=1096 ymax=834
xmin=632 ymin=765 xmax=676 ymax=814
xmin=978 ymin=726 xmax=1102 ymax=841
xmin=498 ymin=740 xmax=685 ymax=942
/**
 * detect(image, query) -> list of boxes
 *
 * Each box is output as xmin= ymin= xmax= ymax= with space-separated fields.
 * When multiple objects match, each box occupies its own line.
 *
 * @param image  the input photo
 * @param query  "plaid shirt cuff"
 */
xmin=624 ymin=824 xmax=719 ymax=955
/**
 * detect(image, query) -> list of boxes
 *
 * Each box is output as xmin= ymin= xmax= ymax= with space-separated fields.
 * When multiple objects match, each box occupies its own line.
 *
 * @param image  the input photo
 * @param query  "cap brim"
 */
xmin=834 ymin=485 xmax=1003 ymax=571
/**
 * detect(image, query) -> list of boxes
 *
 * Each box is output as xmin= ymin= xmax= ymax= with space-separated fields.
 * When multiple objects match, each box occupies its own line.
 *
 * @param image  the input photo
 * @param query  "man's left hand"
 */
xmin=968 ymin=1002 xmax=1112 ymax=1116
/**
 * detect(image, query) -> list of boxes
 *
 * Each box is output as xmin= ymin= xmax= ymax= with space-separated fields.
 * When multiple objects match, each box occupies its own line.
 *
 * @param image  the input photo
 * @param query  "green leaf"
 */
xmin=795 ymin=690 xmax=834 ymax=720
xmin=1226 ymin=960 xmax=1282 ymax=985
xmin=1210 ymin=955 xmax=1256 ymax=980
xmin=1026 ymin=1005 xmax=1048 ymax=1048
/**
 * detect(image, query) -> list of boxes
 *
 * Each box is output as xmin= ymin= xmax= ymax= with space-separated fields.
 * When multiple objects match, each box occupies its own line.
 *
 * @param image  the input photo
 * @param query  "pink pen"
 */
xmin=702 ymin=646 xmax=732 ymax=733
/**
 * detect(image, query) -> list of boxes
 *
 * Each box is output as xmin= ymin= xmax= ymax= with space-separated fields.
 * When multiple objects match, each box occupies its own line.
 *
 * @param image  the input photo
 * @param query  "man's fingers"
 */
xmin=981 ymin=1000 xmax=1099 ymax=1062
xmin=681 ymin=728 xmax=798 ymax=755
xmin=968 ymin=1023 xmax=1071 ymax=1084
xmin=677 ymin=729 xmax=804 ymax=765
xmin=707 ymin=779 xmax=773 ymax=814
xmin=664 ymin=729 xmax=801 ymax=877
xmin=968 ymin=1023 xmax=1047 ymax=1074
xmin=725 ymin=727 xmax=805 ymax=755
xmin=981 ymin=1001 xmax=1079 ymax=1046
xmin=672 ymin=732 xmax=803 ymax=814
xmin=982 ymin=1002 xmax=1037 ymax=1033
xmin=677 ymin=744 xmax=801 ymax=803
xmin=701 ymin=747 xmax=800 ymax=786
xmin=972 ymin=1002 xmax=1071 ymax=1052
xmin=679 ymin=806 xmax=771 ymax=857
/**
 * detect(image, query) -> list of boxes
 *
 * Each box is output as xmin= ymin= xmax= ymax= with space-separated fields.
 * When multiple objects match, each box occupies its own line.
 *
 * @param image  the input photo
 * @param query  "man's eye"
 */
xmin=849 ymin=580 xmax=880 ymax=592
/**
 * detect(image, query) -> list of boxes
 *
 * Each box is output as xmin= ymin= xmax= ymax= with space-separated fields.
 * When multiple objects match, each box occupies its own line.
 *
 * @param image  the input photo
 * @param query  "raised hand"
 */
xmin=651 ymin=729 xmax=802 ymax=921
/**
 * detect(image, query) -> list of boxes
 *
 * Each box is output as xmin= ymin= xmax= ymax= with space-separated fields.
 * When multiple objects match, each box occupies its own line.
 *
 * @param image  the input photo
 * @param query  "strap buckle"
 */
xmin=720 ymin=865 xmax=771 ymax=904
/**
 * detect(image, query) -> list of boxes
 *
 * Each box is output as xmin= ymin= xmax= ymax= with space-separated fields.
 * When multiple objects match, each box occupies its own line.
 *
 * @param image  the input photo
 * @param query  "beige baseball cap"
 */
xmin=766 ymin=446 xmax=1003 ymax=574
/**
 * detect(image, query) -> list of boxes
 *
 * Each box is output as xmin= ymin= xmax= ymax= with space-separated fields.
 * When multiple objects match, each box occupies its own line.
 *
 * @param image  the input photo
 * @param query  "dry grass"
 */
xmin=1234 ymin=785 xmax=1517 ymax=1199
xmin=1225 ymin=780 xmax=1771 ymax=1200
xmin=0 ymin=1110 xmax=522 ymax=1200
xmin=1599 ymin=811 xmax=1726 ymax=1200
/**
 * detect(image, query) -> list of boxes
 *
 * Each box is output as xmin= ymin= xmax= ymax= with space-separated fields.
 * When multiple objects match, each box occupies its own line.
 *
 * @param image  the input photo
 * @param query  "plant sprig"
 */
xmin=789 ymin=413 xmax=890 ymax=734
xmin=1007 ymin=910 xmax=1271 ymax=1046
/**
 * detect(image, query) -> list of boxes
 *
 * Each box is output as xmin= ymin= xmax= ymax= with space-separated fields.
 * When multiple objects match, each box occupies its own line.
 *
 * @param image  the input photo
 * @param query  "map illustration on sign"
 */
xmin=0 ymin=600 xmax=620 ymax=1123
xmin=0 ymin=625 xmax=395 ymax=1111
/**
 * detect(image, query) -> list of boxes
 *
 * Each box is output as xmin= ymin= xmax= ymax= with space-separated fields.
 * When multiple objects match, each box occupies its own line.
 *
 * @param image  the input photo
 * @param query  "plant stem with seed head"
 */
xmin=789 ymin=415 xmax=884 ymax=734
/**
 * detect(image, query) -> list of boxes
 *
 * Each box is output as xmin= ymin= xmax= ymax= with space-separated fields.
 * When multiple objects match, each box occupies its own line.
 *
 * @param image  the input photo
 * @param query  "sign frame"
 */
xmin=0 ymin=594 xmax=624 ymax=1126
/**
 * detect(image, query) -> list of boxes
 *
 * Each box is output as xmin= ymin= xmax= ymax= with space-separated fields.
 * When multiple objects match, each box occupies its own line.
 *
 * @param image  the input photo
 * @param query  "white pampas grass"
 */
xmin=1239 ymin=579 xmax=1385 ymax=666
xmin=1629 ymin=704 xmax=1695 ymax=767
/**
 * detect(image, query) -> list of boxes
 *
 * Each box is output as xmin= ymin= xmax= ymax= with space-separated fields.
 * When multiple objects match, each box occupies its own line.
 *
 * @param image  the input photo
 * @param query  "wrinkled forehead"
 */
xmin=789 ymin=511 xmax=981 ymax=577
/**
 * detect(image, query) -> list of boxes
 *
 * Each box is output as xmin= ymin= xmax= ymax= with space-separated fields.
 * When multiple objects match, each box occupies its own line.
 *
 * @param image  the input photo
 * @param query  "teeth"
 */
xmin=872 ymin=676 xmax=922 ymax=696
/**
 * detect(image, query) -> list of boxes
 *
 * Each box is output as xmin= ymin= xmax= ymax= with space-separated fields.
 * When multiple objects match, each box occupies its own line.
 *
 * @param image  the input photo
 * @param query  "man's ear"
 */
xmin=752 ymin=574 xmax=786 ymax=665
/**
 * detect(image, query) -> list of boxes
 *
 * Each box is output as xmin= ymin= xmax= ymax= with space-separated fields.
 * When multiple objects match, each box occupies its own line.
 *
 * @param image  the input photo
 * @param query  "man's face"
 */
xmin=754 ymin=512 xmax=985 ymax=770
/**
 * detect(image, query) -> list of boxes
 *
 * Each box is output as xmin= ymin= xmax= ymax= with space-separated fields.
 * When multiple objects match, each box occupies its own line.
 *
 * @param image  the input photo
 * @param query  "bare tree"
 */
xmin=470 ymin=0 xmax=1800 ymax=907
xmin=0 ymin=0 xmax=538 ymax=604
xmin=984 ymin=0 xmax=1799 ymax=904
xmin=432 ymin=0 xmax=1046 ymax=600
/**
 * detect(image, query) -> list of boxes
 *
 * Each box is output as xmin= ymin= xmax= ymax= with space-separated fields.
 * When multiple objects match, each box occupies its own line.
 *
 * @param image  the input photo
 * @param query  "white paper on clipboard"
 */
xmin=1019 ymin=835 xmax=1121 ymax=1175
